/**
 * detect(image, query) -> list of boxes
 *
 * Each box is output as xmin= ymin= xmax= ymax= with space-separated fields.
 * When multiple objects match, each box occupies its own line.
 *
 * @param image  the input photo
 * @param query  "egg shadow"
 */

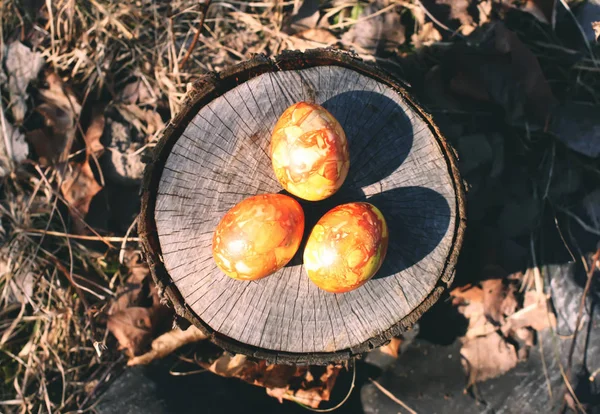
xmin=320 ymin=89 xmax=414 ymax=188
xmin=367 ymin=187 xmax=451 ymax=279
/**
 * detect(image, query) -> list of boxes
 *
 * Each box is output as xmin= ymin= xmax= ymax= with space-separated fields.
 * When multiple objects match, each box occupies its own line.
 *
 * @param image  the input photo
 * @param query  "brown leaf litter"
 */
xmin=60 ymin=160 xmax=102 ymax=234
xmin=379 ymin=336 xmax=404 ymax=358
xmin=341 ymin=0 xmax=405 ymax=55
xmin=127 ymin=324 xmax=342 ymax=409
xmin=4 ymin=40 xmax=45 ymax=124
xmin=0 ymin=116 xmax=29 ymax=177
xmin=127 ymin=325 xmax=208 ymax=366
xmin=451 ymin=267 xmax=556 ymax=385
xmin=27 ymin=72 xmax=82 ymax=165
xmin=107 ymin=252 xmax=173 ymax=357
xmin=444 ymin=22 xmax=559 ymax=127
xmin=84 ymin=108 xmax=105 ymax=155
xmin=201 ymin=354 xmax=341 ymax=409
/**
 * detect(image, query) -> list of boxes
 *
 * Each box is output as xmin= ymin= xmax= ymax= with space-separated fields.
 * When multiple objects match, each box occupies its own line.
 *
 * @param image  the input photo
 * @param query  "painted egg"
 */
xmin=270 ymin=102 xmax=350 ymax=201
xmin=212 ymin=194 xmax=304 ymax=280
xmin=303 ymin=202 xmax=388 ymax=293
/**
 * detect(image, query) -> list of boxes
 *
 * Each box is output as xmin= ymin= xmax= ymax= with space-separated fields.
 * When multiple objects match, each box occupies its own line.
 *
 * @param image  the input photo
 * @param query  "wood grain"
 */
xmin=140 ymin=50 xmax=466 ymax=364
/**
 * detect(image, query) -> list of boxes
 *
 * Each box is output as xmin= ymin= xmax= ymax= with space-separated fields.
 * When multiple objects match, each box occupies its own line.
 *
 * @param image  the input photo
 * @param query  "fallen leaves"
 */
xmin=127 ymin=325 xmax=208 ymax=366
xmin=451 ymin=269 xmax=556 ymax=385
xmin=460 ymin=331 xmax=519 ymax=383
xmin=549 ymin=102 xmax=600 ymax=158
xmin=4 ymin=41 xmax=45 ymax=123
xmin=107 ymin=252 xmax=173 ymax=357
xmin=341 ymin=0 xmax=405 ymax=55
xmin=445 ymin=22 xmax=559 ymax=127
xmin=199 ymin=354 xmax=341 ymax=409
xmin=0 ymin=248 xmax=35 ymax=305
xmin=0 ymin=117 xmax=29 ymax=177
xmin=27 ymin=72 xmax=82 ymax=165
xmin=379 ymin=336 xmax=404 ymax=358
xmin=84 ymin=109 xmax=105 ymax=155
xmin=296 ymin=28 xmax=338 ymax=45
xmin=60 ymin=160 xmax=102 ymax=233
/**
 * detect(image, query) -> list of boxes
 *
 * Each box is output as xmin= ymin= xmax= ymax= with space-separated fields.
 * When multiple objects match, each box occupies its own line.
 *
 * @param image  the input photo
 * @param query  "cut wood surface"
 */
xmin=140 ymin=49 xmax=466 ymax=364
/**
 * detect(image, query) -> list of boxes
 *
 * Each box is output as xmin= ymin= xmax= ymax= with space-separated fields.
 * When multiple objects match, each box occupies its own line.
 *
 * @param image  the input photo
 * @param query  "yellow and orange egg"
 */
xmin=212 ymin=194 xmax=304 ymax=280
xmin=270 ymin=102 xmax=350 ymax=201
xmin=303 ymin=202 xmax=389 ymax=293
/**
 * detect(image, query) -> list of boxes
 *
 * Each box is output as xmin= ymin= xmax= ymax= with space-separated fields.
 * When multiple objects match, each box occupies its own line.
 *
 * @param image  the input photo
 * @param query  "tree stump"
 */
xmin=140 ymin=49 xmax=466 ymax=364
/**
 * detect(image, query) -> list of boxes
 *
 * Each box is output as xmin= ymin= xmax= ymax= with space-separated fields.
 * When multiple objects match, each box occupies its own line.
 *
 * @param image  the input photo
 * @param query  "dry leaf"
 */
xmin=107 ymin=254 xmax=173 ymax=357
xmin=60 ymin=160 xmax=102 ymax=233
xmin=420 ymin=0 xmax=490 ymax=36
xmin=5 ymin=41 xmax=45 ymax=123
xmin=127 ymin=326 xmax=208 ymax=366
xmin=593 ymin=21 xmax=600 ymax=41
xmin=268 ymin=365 xmax=341 ymax=408
xmin=411 ymin=22 xmax=442 ymax=49
xmin=296 ymin=29 xmax=338 ymax=45
xmin=446 ymin=22 xmax=558 ymax=127
xmin=111 ymin=251 xmax=151 ymax=313
xmin=452 ymin=267 xmax=557 ymax=386
xmin=549 ymin=102 xmax=600 ymax=158
xmin=116 ymin=104 xmax=164 ymax=136
xmin=199 ymin=354 xmax=341 ymax=409
xmin=118 ymin=79 xmax=155 ymax=105
xmin=460 ymin=331 xmax=518 ymax=384
xmin=341 ymin=0 xmax=405 ymax=55
xmin=84 ymin=109 xmax=105 ymax=155
xmin=286 ymin=0 xmax=322 ymax=33
xmin=102 ymin=117 xmax=146 ymax=185
xmin=29 ymin=72 xmax=82 ymax=164
xmin=379 ymin=336 xmax=403 ymax=358
xmin=108 ymin=307 xmax=155 ymax=357
xmin=0 ymin=250 xmax=35 ymax=305
xmin=507 ymin=290 xmax=556 ymax=332
xmin=0 ymin=118 xmax=29 ymax=177
xmin=481 ymin=276 xmax=518 ymax=324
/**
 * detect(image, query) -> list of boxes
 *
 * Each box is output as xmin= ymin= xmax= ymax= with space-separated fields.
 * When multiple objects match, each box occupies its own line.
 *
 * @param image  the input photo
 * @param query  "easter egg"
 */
xmin=270 ymin=102 xmax=349 ymax=201
xmin=212 ymin=194 xmax=304 ymax=280
xmin=303 ymin=202 xmax=388 ymax=293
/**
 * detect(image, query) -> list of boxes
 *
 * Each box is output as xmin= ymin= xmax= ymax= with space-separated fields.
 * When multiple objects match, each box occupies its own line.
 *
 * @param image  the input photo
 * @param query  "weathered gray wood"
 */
xmin=140 ymin=50 xmax=466 ymax=364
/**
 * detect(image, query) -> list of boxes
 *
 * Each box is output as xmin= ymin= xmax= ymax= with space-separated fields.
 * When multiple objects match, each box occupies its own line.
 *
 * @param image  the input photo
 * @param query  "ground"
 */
xmin=0 ymin=0 xmax=599 ymax=413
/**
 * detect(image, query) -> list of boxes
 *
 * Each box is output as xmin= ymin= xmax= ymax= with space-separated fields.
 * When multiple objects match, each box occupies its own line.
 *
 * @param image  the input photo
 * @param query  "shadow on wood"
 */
xmin=322 ymin=90 xmax=413 ymax=187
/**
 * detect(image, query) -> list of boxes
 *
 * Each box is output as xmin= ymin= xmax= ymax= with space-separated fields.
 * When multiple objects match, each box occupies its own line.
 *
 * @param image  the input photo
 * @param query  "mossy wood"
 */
xmin=140 ymin=49 xmax=466 ymax=365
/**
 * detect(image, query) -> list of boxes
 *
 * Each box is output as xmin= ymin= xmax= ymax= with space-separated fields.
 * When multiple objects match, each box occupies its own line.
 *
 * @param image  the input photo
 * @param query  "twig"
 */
xmin=296 ymin=363 xmax=356 ymax=412
xmin=558 ymin=0 xmax=598 ymax=66
xmin=179 ymin=0 xmax=212 ymax=68
xmin=566 ymin=248 xmax=600 ymax=377
xmin=369 ymin=378 xmax=417 ymax=414
xmin=559 ymin=207 xmax=600 ymax=236
xmin=119 ymin=217 xmax=139 ymax=264
xmin=20 ymin=228 xmax=140 ymax=243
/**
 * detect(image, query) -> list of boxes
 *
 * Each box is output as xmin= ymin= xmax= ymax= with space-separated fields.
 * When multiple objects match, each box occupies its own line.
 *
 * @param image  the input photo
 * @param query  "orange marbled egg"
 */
xmin=212 ymin=194 xmax=304 ymax=280
xmin=270 ymin=102 xmax=349 ymax=201
xmin=304 ymin=202 xmax=388 ymax=293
